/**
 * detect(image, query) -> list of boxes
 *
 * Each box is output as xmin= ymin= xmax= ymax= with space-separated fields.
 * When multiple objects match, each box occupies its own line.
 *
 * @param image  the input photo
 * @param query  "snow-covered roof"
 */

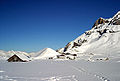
xmin=15 ymin=54 xmax=30 ymax=61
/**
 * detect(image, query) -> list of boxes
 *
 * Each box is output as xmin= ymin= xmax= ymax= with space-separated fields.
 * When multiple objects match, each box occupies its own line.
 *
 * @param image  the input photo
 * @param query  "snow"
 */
xmin=0 ymin=60 xmax=120 ymax=81
xmin=0 ymin=48 xmax=61 ymax=60
xmin=56 ymin=48 xmax=64 ymax=54
xmin=0 ymin=50 xmax=30 ymax=60
xmin=64 ymin=27 xmax=120 ymax=61
xmin=112 ymin=11 xmax=120 ymax=19
xmin=61 ymin=12 xmax=120 ymax=61
xmin=15 ymin=54 xmax=30 ymax=61
xmin=34 ymin=48 xmax=61 ymax=59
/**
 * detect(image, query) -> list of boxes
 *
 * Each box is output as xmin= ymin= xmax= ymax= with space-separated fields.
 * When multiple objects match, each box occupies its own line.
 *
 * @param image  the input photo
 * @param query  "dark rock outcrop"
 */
xmin=64 ymin=42 xmax=72 ymax=52
xmin=72 ymin=42 xmax=81 ymax=48
xmin=113 ymin=20 xmax=120 ymax=25
xmin=97 ymin=29 xmax=107 ymax=35
xmin=85 ymin=31 xmax=92 ymax=35
xmin=92 ymin=18 xmax=106 ymax=28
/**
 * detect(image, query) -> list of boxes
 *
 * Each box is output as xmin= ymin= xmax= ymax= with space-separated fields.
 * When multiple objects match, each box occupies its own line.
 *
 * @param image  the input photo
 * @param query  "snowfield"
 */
xmin=0 ymin=60 xmax=120 ymax=81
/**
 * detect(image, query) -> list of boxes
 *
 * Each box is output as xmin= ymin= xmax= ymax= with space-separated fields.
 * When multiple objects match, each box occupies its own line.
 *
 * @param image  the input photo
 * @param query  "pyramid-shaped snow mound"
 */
xmin=34 ymin=48 xmax=60 ymax=59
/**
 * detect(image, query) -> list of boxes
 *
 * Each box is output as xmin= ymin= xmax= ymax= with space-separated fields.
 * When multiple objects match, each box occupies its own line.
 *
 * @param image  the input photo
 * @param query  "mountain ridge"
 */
xmin=57 ymin=11 xmax=120 ymax=61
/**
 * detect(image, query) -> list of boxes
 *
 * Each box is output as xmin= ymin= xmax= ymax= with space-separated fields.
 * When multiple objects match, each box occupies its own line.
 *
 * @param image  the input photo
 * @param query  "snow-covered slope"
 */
xmin=58 ymin=11 xmax=120 ymax=61
xmin=0 ymin=50 xmax=8 ymax=60
xmin=34 ymin=48 xmax=60 ymax=60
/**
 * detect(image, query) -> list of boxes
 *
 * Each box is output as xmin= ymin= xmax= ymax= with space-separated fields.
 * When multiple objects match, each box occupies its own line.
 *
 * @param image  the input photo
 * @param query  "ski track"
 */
xmin=70 ymin=65 xmax=110 ymax=81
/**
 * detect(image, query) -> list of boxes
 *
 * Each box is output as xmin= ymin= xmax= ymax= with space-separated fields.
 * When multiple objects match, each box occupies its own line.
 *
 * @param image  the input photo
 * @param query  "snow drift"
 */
xmin=34 ymin=48 xmax=60 ymax=60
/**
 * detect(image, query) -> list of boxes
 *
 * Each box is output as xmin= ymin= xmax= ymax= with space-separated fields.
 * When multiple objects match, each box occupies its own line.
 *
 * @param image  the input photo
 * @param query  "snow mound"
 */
xmin=34 ymin=48 xmax=60 ymax=59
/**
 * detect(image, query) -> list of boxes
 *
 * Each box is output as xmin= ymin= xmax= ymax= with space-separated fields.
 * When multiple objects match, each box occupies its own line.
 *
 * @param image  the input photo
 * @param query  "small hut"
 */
xmin=7 ymin=54 xmax=30 ymax=62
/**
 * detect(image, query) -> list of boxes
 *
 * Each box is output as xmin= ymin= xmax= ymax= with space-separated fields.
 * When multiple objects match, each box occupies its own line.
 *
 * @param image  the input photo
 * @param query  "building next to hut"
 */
xmin=7 ymin=54 xmax=30 ymax=62
xmin=57 ymin=54 xmax=77 ymax=60
xmin=57 ymin=54 xmax=66 ymax=59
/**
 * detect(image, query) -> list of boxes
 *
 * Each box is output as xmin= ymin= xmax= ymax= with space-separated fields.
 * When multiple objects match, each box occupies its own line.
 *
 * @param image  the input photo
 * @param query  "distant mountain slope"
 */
xmin=0 ymin=50 xmax=29 ymax=60
xmin=0 ymin=48 xmax=61 ymax=60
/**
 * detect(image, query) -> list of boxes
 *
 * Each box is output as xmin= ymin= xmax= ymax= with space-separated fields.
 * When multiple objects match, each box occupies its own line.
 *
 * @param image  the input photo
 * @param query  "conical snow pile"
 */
xmin=34 ymin=48 xmax=60 ymax=60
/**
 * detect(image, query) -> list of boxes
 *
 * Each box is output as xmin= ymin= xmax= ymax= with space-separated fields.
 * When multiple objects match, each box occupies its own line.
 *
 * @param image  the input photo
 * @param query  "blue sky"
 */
xmin=0 ymin=0 xmax=120 ymax=52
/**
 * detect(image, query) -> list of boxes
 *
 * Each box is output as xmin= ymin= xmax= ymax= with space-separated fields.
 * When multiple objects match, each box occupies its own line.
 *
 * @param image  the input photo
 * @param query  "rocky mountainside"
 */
xmin=58 ymin=11 xmax=120 ymax=61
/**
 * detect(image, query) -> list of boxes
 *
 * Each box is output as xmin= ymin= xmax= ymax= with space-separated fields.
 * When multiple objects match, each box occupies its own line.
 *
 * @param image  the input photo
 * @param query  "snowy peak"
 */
xmin=111 ymin=11 xmax=120 ymax=25
xmin=92 ymin=11 xmax=120 ymax=28
xmin=112 ymin=11 xmax=120 ymax=19
xmin=92 ymin=17 xmax=108 ymax=28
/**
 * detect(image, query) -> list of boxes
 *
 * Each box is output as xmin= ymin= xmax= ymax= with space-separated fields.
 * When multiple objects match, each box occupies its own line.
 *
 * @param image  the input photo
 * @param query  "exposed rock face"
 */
xmin=110 ymin=11 xmax=120 ymax=25
xmin=72 ymin=42 xmax=81 ymax=48
xmin=64 ymin=42 xmax=72 ymax=52
xmin=97 ymin=29 xmax=107 ymax=35
xmin=92 ymin=11 xmax=120 ymax=27
xmin=113 ymin=20 xmax=120 ymax=25
xmin=85 ymin=31 xmax=92 ymax=35
xmin=63 ymin=39 xmax=87 ymax=52
xmin=92 ymin=18 xmax=106 ymax=28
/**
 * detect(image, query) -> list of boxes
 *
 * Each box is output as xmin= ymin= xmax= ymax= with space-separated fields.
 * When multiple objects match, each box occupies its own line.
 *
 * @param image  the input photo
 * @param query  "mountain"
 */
xmin=58 ymin=11 xmax=120 ymax=61
xmin=34 ymin=48 xmax=61 ymax=60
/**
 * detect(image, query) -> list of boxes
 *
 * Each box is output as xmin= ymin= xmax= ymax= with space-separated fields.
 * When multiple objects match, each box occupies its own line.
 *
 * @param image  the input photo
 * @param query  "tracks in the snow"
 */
xmin=70 ymin=65 xmax=110 ymax=81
